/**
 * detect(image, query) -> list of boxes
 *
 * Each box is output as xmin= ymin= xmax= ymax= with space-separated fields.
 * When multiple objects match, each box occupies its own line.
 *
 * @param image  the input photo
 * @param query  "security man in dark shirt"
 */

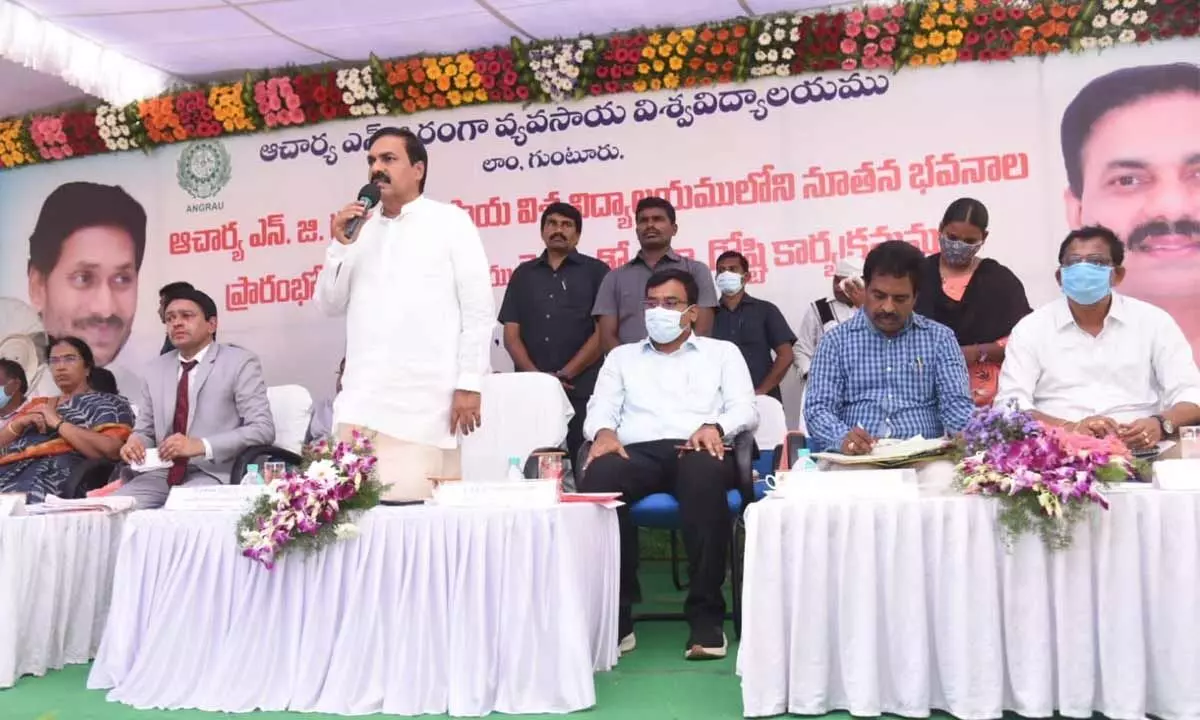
xmin=712 ymin=250 xmax=796 ymax=402
xmin=498 ymin=202 xmax=610 ymax=467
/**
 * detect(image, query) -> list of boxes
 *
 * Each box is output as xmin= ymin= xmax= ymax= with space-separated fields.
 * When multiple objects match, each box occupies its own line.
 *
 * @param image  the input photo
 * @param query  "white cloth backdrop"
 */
xmin=0 ymin=512 xmax=126 ymax=688
xmin=89 ymin=504 xmax=619 ymax=716
xmin=737 ymin=490 xmax=1200 ymax=720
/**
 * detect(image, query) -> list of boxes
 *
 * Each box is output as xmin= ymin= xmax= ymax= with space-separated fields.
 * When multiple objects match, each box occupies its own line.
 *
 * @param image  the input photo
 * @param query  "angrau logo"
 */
xmin=177 ymin=140 xmax=232 ymax=209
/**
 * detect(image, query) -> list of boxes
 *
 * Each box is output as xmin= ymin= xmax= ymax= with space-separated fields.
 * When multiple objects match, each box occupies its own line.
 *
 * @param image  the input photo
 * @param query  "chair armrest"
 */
xmin=61 ymin=458 xmax=117 ymax=499
xmin=230 ymin=445 xmax=303 ymax=484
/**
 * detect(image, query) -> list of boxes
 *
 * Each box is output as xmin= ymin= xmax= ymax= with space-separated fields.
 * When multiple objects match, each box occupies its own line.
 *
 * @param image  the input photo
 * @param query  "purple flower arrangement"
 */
xmin=954 ymin=402 xmax=1139 ymax=549
xmin=238 ymin=429 xmax=384 ymax=569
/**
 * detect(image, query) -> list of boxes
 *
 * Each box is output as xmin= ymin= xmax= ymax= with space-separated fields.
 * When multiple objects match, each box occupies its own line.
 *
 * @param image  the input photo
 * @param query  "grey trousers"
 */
xmin=112 ymin=466 xmax=221 ymax=509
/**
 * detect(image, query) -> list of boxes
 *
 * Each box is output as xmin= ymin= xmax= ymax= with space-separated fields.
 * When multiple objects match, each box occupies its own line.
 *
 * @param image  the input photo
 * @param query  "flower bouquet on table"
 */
xmin=238 ymin=429 xmax=384 ymax=569
xmin=953 ymin=402 xmax=1147 ymax=550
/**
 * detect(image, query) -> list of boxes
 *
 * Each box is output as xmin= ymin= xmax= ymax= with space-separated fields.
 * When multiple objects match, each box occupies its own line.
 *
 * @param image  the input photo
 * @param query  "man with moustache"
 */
xmin=499 ymin=202 xmax=609 ymax=466
xmin=1060 ymin=62 xmax=1200 ymax=359
xmin=316 ymin=126 xmax=494 ymax=501
xmin=26 ymin=182 xmax=146 ymax=396
xmin=593 ymin=197 xmax=719 ymax=353
xmin=804 ymin=241 xmax=973 ymax=454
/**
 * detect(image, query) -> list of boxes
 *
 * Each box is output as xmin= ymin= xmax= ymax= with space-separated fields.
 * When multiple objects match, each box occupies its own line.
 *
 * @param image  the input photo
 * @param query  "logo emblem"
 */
xmin=177 ymin=140 xmax=232 ymax=199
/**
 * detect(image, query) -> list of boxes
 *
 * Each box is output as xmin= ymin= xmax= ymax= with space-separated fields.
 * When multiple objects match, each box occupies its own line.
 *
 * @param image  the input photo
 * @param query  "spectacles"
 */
xmin=48 ymin=355 xmax=81 ymax=366
xmin=641 ymin=298 xmax=688 ymax=310
xmin=1061 ymin=255 xmax=1114 ymax=267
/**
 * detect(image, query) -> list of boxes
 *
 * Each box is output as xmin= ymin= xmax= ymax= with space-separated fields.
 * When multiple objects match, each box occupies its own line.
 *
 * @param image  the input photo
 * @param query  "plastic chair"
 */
xmin=230 ymin=385 xmax=311 ymax=483
xmin=753 ymin=396 xmax=788 ymax=478
xmin=574 ymin=431 xmax=759 ymax=639
xmin=460 ymin=373 xmax=573 ymax=484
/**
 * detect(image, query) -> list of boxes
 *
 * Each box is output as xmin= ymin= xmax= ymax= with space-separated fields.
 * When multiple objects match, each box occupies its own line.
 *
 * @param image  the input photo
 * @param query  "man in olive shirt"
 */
xmin=592 ymin=197 xmax=718 ymax=352
xmin=499 ymin=202 xmax=610 ymax=465
xmin=712 ymin=250 xmax=796 ymax=402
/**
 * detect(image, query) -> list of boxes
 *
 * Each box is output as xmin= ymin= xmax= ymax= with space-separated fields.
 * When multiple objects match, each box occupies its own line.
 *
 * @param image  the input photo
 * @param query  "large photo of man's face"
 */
xmin=1061 ymin=62 xmax=1200 ymax=357
xmin=26 ymin=181 xmax=146 ymax=367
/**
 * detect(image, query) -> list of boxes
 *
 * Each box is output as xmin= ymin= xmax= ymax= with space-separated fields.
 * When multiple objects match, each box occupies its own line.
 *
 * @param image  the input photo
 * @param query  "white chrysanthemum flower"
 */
xmin=1098 ymin=35 xmax=1114 ymax=46
xmin=565 ymin=65 xmax=579 ymax=78
xmin=99 ymin=126 xmax=112 ymax=139
xmin=306 ymin=460 xmax=339 ymax=485
xmin=1092 ymin=14 xmax=1108 ymax=27
xmin=349 ymin=105 xmax=361 ymax=116
xmin=775 ymin=65 xmax=789 ymax=77
xmin=336 ymin=69 xmax=349 ymax=83
xmin=376 ymin=103 xmax=387 ymax=114
xmin=1118 ymin=28 xmax=1137 ymax=42
xmin=1121 ymin=0 xmax=1137 ymax=7
xmin=782 ymin=46 xmax=795 ymax=59
xmin=790 ymin=27 xmax=800 ymax=42
xmin=1079 ymin=36 xmax=1098 ymax=48
xmin=1131 ymin=9 xmax=1147 ymax=23
xmin=767 ymin=49 xmax=779 ymax=62
xmin=130 ymin=138 xmax=139 ymax=148
xmin=1102 ymin=0 xmax=1119 ymax=8
xmin=1110 ymin=8 xmax=1128 ymax=24
xmin=107 ymin=114 xmax=118 ymax=127
xmin=758 ymin=32 xmax=772 ymax=44
xmin=755 ymin=50 xmax=767 ymax=61
xmin=366 ymin=87 xmax=378 ymax=100
xmin=773 ymin=27 xmax=786 ymax=41
xmin=342 ymin=91 xmax=354 ymax=104
xmin=120 ymin=124 xmax=130 ymax=136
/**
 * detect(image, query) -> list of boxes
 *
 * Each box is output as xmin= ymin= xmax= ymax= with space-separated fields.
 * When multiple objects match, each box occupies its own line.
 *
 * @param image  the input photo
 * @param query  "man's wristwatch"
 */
xmin=1154 ymin=414 xmax=1176 ymax=438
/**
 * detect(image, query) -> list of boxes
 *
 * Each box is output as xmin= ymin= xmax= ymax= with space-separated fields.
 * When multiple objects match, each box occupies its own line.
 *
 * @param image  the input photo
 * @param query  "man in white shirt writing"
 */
xmin=316 ymin=127 xmax=495 ymax=501
xmin=581 ymin=268 xmax=758 ymax=661
xmin=997 ymin=226 xmax=1200 ymax=450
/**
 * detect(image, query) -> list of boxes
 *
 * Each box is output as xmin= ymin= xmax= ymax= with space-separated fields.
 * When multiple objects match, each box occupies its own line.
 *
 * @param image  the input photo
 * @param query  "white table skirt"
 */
xmin=737 ymin=490 xmax=1200 ymax=720
xmin=89 ymin=504 xmax=620 ymax=716
xmin=0 ymin=511 xmax=126 ymax=688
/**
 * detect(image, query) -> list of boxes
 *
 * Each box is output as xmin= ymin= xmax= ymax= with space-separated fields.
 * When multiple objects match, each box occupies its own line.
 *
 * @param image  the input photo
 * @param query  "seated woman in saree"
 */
xmin=0 ymin=336 xmax=134 ymax=502
xmin=0 ymin=358 xmax=33 ymax=426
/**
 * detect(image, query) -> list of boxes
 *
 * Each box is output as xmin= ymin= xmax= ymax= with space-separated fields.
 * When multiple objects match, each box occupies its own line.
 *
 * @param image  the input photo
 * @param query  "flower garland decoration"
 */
xmin=1011 ymin=2 xmax=1076 ymax=58
xmin=840 ymin=5 xmax=905 ymax=71
xmin=953 ymin=402 xmax=1143 ymax=549
xmin=470 ymin=46 xmax=522 ymax=104
xmin=750 ymin=14 xmax=801 ymax=78
xmin=253 ymin=76 xmax=305 ymax=129
xmin=792 ymin=12 xmax=848 ymax=72
xmin=0 ymin=119 xmax=35 ymax=168
xmin=632 ymin=29 xmax=700 ymax=93
xmin=175 ymin=88 xmax=222 ymax=138
xmin=238 ymin=429 xmax=384 ymax=569
xmin=61 ymin=110 xmax=106 ymax=156
xmin=208 ymin=82 xmax=257 ymax=134
xmin=685 ymin=25 xmax=749 ymax=87
xmin=28 ymin=115 xmax=71 ymax=161
xmin=138 ymin=96 xmax=187 ymax=143
xmin=590 ymin=33 xmax=645 ymax=95
xmin=527 ymin=38 xmax=594 ymax=102
xmin=336 ymin=65 xmax=388 ymax=117
xmin=94 ymin=104 xmax=142 ymax=151
xmin=293 ymin=71 xmax=352 ymax=123
xmin=1081 ymin=0 xmax=1197 ymax=49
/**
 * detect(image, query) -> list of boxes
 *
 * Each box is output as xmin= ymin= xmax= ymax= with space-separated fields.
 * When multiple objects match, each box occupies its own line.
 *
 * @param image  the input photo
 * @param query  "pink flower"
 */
xmin=845 ymin=22 xmax=862 ymax=37
xmin=884 ymin=20 xmax=901 ymax=34
xmin=848 ymin=9 xmax=865 ymax=24
xmin=867 ymin=5 xmax=887 ymax=21
xmin=880 ymin=36 xmax=897 ymax=52
xmin=49 ymin=146 xmax=64 ymax=160
xmin=891 ymin=3 xmax=906 ymax=17
xmin=267 ymin=77 xmax=280 ymax=91
xmin=288 ymin=107 xmax=304 ymax=124
xmin=62 ymin=145 xmax=74 ymax=157
xmin=864 ymin=23 xmax=880 ymax=39
xmin=264 ymin=113 xmax=278 ymax=128
xmin=285 ymin=93 xmax=301 ymax=111
xmin=862 ymin=55 xmax=877 ymax=69
xmin=840 ymin=37 xmax=858 ymax=53
xmin=863 ymin=41 xmax=879 ymax=55
xmin=39 ymin=147 xmax=51 ymax=159
xmin=268 ymin=96 xmax=282 ymax=112
xmin=876 ymin=54 xmax=895 ymax=69
xmin=841 ymin=58 xmax=858 ymax=70
xmin=54 ymin=131 xmax=67 ymax=144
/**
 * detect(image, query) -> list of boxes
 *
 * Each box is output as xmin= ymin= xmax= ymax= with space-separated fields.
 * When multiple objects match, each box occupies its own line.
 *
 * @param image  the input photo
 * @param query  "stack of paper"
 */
xmin=813 ymin=436 xmax=953 ymax=467
xmin=25 ymin=495 xmax=138 ymax=515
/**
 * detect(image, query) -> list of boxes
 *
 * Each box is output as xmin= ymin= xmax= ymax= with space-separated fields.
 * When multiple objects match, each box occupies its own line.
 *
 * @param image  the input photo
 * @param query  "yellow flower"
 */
xmin=666 ymin=31 xmax=680 ymax=44
xmin=641 ymin=46 xmax=656 ymax=59
xmin=962 ymin=0 xmax=977 ymax=10
xmin=650 ymin=78 xmax=662 ymax=91
xmin=920 ymin=15 xmax=936 ymax=30
xmin=444 ymin=63 xmax=458 ymax=77
xmin=947 ymin=29 xmax=964 ymax=45
xmin=928 ymin=30 xmax=946 ymax=47
xmin=926 ymin=53 xmax=941 ymax=66
xmin=663 ymin=72 xmax=680 ymax=88
xmin=652 ymin=58 xmax=665 ymax=72
xmin=426 ymin=65 xmax=443 ymax=80
xmin=681 ymin=27 xmax=696 ymax=41
xmin=459 ymin=58 xmax=475 ymax=75
xmin=476 ymin=88 xmax=489 ymax=102
xmin=447 ymin=90 xmax=462 ymax=106
xmin=633 ymin=79 xmax=648 ymax=92
xmin=455 ymin=52 xmax=471 ymax=64
xmin=913 ymin=34 xmax=929 ymax=48
xmin=648 ymin=33 xmax=663 ymax=45
xmin=669 ymin=55 xmax=683 ymax=71
xmin=638 ymin=62 xmax=651 ymax=75
xmin=927 ymin=0 xmax=940 ymax=12
xmin=940 ymin=47 xmax=958 ymax=63
xmin=955 ymin=16 xmax=969 ymax=27
xmin=937 ymin=13 xmax=953 ymax=25
xmin=469 ymin=73 xmax=482 ymax=88
xmin=657 ymin=43 xmax=672 ymax=58
xmin=675 ymin=42 xmax=687 ymax=55
xmin=463 ymin=90 xmax=475 ymax=103
xmin=454 ymin=74 xmax=468 ymax=89
xmin=438 ymin=55 xmax=453 ymax=66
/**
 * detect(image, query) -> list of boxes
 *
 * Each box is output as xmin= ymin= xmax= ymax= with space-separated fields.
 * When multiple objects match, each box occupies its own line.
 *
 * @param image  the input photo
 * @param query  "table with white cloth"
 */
xmin=89 ymin=503 xmax=620 ymax=717
xmin=737 ymin=489 xmax=1200 ymax=720
xmin=0 ymin=511 xmax=126 ymax=688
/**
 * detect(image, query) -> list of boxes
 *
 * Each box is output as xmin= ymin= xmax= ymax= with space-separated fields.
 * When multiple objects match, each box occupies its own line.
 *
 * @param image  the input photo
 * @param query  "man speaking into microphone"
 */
xmin=316 ymin=126 xmax=495 ymax=501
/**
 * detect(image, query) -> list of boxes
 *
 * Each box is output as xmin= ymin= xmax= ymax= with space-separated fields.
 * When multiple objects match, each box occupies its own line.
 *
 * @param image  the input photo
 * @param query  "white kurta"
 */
xmin=316 ymin=195 xmax=495 ymax=450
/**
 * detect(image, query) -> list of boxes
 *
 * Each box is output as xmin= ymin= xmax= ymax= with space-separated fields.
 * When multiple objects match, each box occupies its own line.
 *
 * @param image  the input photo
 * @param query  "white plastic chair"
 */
xmin=754 ymin=395 xmax=788 ymax=454
xmin=229 ymin=385 xmax=313 ymax=482
xmin=459 ymin=373 xmax=574 ymax=483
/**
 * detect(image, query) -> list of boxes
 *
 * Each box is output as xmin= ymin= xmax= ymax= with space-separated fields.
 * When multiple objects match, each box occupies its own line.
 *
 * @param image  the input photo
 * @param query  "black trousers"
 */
xmin=578 ymin=439 xmax=736 ymax=627
xmin=565 ymin=394 xmax=588 ymax=477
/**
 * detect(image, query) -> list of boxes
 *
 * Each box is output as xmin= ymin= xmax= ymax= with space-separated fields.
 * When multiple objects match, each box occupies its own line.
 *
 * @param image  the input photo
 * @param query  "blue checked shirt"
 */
xmin=803 ymin=310 xmax=973 ymax=452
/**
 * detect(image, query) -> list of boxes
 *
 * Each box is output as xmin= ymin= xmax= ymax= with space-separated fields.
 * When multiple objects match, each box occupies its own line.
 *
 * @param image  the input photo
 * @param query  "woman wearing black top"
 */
xmin=915 ymin=198 xmax=1032 ymax=406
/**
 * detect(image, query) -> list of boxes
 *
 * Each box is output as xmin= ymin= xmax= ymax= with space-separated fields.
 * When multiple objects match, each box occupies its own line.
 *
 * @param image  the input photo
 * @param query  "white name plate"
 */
xmin=770 ymin=468 xmax=919 ymax=500
xmin=432 ymin=480 xmax=559 ymax=508
xmin=0 ymin=492 xmax=27 ymax=517
xmin=164 ymin=484 xmax=269 ymax=512
xmin=1152 ymin=459 xmax=1200 ymax=491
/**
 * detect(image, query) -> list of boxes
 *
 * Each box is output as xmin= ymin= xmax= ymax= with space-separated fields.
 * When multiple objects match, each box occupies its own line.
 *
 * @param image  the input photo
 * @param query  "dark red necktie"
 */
xmin=166 ymin=360 xmax=198 ymax=487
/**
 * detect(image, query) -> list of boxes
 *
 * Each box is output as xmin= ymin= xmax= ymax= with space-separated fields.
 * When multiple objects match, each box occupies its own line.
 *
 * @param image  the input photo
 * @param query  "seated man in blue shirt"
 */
xmin=804 ymin=240 xmax=972 ymax=454
xmin=580 ymin=268 xmax=758 ymax=661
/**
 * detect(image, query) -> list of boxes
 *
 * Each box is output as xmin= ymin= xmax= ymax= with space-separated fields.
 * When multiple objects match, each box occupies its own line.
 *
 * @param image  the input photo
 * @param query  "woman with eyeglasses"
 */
xmin=914 ymin=198 xmax=1032 ymax=406
xmin=0 ymin=336 xmax=134 ymax=502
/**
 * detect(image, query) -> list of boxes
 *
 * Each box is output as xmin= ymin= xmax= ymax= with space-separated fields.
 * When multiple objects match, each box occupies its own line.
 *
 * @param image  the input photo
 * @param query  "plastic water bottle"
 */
xmin=241 ymin=463 xmax=264 ymax=486
xmin=506 ymin=457 xmax=526 ymax=482
xmin=794 ymin=449 xmax=819 ymax=472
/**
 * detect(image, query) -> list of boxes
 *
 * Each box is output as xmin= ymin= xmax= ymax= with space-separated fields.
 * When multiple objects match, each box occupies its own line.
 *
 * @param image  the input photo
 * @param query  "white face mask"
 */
xmin=645 ymin=306 xmax=686 ymax=344
xmin=716 ymin=271 xmax=744 ymax=295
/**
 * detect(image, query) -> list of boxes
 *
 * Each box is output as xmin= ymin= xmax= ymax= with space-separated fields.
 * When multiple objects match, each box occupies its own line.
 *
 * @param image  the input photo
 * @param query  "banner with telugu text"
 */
xmin=0 ymin=39 xmax=1195 ymax=426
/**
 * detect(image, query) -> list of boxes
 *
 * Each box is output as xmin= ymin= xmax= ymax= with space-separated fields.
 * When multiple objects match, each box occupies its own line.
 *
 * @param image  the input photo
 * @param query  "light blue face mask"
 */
xmin=0 ymin=382 xmax=11 ymax=408
xmin=645 ymin=307 xmax=687 ymax=344
xmin=716 ymin=271 xmax=744 ymax=296
xmin=1060 ymin=262 xmax=1113 ymax=305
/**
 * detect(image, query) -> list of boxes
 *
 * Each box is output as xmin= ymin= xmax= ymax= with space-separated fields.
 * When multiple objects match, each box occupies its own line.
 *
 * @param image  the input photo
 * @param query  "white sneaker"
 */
xmin=619 ymin=632 xmax=636 ymax=655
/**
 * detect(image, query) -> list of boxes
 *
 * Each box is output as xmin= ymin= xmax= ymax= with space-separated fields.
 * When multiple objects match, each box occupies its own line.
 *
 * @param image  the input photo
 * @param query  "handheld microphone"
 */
xmin=344 ymin=183 xmax=382 ymax=239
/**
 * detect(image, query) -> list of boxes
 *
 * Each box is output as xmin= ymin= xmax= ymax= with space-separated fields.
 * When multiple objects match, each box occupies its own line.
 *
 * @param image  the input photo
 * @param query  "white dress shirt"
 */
xmin=316 ymin=196 xmax=495 ymax=449
xmin=584 ymin=334 xmax=758 ymax=446
xmin=996 ymin=293 xmax=1200 ymax=423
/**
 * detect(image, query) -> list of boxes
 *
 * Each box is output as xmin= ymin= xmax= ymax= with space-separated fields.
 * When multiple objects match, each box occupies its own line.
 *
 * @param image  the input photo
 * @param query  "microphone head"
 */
xmin=357 ymin=183 xmax=382 ymax=209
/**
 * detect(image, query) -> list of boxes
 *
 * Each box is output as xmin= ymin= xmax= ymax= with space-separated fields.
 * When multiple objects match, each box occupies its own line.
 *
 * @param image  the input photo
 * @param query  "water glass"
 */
xmin=263 ymin=461 xmax=287 ymax=483
xmin=1181 ymin=427 xmax=1200 ymax=459
xmin=536 ymin=453 xmax=565 ymax=481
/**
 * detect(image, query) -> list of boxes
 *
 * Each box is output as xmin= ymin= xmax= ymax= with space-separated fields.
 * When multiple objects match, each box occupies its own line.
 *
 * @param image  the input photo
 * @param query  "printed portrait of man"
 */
xmin=1060 ymin=61 xmax=1200 ymax=357
xmin=26 ymin=181 xmax=146 ymax=375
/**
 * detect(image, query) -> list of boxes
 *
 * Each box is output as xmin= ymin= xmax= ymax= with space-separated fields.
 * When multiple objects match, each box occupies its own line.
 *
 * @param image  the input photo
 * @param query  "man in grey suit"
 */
xmin=117 ymin=287 xmax=274 ymax=508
